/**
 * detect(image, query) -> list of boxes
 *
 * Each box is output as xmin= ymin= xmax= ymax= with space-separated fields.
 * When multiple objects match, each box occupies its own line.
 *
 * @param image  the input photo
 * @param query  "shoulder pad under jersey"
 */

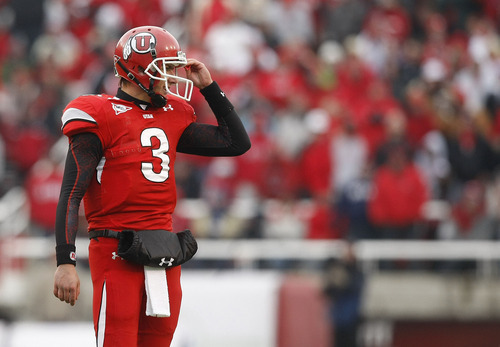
xmin=61 ymin=94 xmax=113 ymax=138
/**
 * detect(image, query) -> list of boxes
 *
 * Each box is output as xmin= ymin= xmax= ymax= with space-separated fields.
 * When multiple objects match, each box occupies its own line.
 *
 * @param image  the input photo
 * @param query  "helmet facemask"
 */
xmin=145 ymin=51 xmax=194 ymax=102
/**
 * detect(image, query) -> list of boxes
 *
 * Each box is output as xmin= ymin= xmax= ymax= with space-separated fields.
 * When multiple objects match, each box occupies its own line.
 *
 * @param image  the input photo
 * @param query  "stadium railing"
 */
xmin=2 ymin=237 xmax=500 ymax=275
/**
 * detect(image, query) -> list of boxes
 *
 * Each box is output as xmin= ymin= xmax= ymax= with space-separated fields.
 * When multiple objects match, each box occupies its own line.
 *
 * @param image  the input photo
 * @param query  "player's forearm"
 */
xmin=55 ymin=133 xmax=102 ymax=266
xmin=201 ymin=82 xmax=251 ymax=154
xmin=177 ymin=81 xmax=251 ymax=156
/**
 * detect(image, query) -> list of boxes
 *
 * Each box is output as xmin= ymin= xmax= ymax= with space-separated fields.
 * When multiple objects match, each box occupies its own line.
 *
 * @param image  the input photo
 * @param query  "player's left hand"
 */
xmin=185 ymin=59 xmax=213 ymax=90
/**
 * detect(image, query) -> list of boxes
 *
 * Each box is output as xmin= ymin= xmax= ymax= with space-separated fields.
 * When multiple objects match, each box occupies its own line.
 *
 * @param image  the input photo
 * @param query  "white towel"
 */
xmin=144 ymin=266 xmax=170 ymax=317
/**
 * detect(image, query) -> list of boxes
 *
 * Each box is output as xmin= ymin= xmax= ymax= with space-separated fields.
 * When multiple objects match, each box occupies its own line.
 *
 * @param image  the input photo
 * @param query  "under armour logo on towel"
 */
xmin=159 ymin=257 xmax=174 ymax=267
xmin=112 ymin=252 xmax=124 ymax=260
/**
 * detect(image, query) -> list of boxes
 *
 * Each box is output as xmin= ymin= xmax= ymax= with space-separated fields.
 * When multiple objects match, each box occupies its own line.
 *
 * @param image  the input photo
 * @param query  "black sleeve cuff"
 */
xmin=56 ymin=244 xmax=77 ymax=266
xmin=199 ymin=81 xmax=234 ymax=116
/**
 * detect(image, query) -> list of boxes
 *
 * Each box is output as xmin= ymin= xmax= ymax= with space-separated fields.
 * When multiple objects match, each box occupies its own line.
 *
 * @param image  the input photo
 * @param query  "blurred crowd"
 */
xmin=1 ymin=0 xmax=500 ymax=247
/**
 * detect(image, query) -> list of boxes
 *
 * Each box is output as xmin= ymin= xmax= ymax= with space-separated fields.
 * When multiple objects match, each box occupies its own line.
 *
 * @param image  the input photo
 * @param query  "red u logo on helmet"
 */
xmin=131 ymin=33 xmax=156 ymax=54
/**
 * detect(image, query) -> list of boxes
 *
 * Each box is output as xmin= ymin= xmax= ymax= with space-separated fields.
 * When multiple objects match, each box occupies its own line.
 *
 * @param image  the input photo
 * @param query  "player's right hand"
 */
xmin=53 ymin=264 xmax=80 ymax=306
xmin=185 ymin=59 xmax=213 ymax=90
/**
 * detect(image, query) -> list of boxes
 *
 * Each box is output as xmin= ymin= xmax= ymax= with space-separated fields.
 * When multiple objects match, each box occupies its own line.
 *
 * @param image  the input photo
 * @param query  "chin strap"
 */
xmin=115 ymin=59 xmax=167 ymax=108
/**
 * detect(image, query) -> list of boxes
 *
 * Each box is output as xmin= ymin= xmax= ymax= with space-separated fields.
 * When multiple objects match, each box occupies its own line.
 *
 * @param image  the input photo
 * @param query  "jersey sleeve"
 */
xmin=176 ymin=81 xmax=251 ymax=156
xmin=55 ymin=133 xmax=103 ymax=266
xmin=61 ymin=95 xmax=107 ymax=144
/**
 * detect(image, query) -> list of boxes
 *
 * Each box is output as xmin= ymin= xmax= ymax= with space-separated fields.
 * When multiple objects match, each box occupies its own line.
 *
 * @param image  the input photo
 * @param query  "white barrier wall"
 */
xmin=172 ymin=270 xmax=283 ymax=347
xmin=2 ymin=321 xmax=95 ymax=347
xmin=0 ymin=270 xmax=283 ymax=347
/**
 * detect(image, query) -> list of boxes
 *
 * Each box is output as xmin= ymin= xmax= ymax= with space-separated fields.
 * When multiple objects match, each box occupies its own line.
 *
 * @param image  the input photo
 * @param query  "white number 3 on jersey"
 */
xmin=141 ymin=127 xmax=170 ymax=182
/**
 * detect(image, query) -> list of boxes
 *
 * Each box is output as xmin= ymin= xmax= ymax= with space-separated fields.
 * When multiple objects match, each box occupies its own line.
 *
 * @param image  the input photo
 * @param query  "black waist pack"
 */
xmin=117 ymin=229 xmax=198 ymax=268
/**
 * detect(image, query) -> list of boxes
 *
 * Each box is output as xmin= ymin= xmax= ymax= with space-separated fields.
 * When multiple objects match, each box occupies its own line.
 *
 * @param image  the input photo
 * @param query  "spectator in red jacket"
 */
xmin=25 ymin=157 xmax=63 ymax=235
xmin=368 ymin=142 xmax=429 ymax=240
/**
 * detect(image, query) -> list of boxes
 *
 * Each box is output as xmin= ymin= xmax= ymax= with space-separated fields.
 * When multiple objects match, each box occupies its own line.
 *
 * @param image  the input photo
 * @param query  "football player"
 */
xmin=53 ymin=26 xmax=251 ymax=346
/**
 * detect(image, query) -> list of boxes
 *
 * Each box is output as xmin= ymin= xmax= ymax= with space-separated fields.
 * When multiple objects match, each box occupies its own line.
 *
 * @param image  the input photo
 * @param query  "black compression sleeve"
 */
xmin=176 ymin=81 xmax=251 ymax=156
xmin=55 ymin=133 xmax=103 ymax=266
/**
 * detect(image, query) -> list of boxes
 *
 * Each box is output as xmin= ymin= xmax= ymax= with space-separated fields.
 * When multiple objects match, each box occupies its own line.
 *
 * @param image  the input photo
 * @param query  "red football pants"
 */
xmin=89 ymin=238 xmax=182 ymax=347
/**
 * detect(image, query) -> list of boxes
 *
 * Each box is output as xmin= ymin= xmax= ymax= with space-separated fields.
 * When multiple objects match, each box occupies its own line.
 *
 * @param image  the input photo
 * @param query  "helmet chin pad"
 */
xmin=149 ymin=92 xmax=167 ymax=108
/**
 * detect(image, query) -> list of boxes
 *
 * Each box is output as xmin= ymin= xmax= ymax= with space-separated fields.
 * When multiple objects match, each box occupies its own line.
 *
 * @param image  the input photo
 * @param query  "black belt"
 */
xmin=89 ymin=229 xmax=121 ymax=240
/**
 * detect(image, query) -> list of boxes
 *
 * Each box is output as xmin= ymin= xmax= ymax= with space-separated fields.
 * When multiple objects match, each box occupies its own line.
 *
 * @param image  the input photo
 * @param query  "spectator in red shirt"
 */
xmin=350 ymin=79 xmax=402 ymax=158
xmin=306 ymin=194 xmax=340 ymax=240
xmin=368 ymin=142 xmax=429 ymax=240
xmin=299 ymin=108 xmax=333 ymax=198
xmin=25 ymin=157 xmax=63 ymax=235
xmin=362 ymin=0 xmax=411 ymax=44
xmin=235 ymin=107 xmax=276 ymax=197
xmin=402 ymin=79 xmax=438 ymax=149
xmin=437 ymin=179 xmax=495 ymax=272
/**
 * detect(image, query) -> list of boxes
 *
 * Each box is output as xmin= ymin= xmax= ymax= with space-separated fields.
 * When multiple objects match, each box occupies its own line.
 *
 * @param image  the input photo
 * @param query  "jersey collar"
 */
xmin=116 ymin=88 xmax=151 ymax=110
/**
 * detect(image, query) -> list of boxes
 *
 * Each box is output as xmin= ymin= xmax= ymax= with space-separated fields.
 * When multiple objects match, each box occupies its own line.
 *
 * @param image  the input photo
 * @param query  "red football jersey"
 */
xmin=61 ymin=93 xmax=196 ymax=231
